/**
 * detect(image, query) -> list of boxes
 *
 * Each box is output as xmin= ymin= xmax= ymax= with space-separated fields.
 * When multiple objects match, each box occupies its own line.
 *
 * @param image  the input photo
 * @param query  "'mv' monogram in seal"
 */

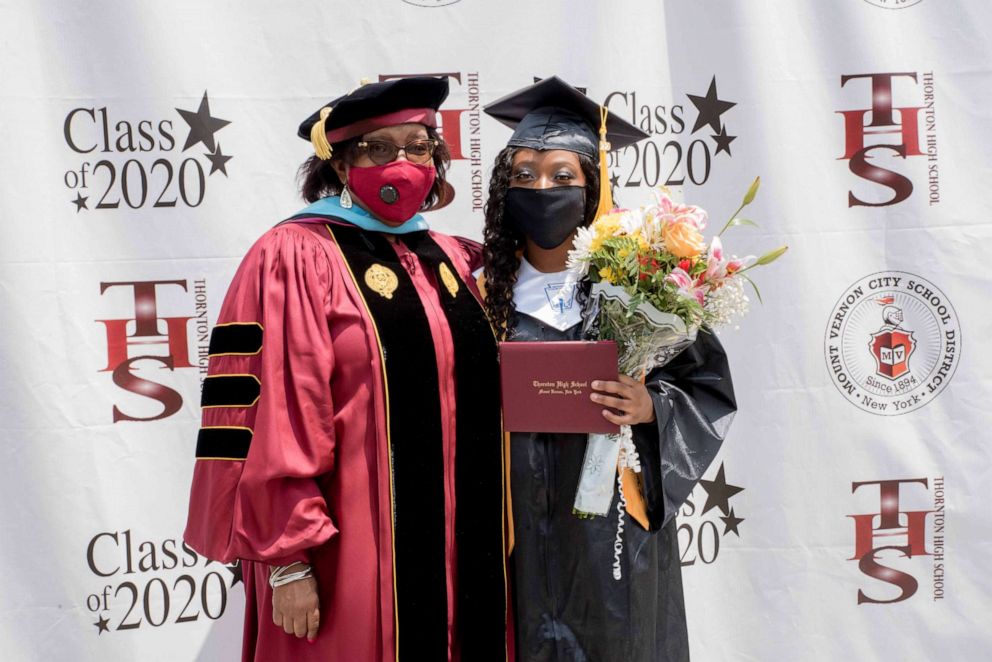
xmin=824 ymin=271 xmax=960 ymax=415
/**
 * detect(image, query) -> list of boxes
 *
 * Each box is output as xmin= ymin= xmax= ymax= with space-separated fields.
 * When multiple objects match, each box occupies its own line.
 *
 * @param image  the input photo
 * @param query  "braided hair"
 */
xmin=482 ymin=147 xmax=601 ymax=339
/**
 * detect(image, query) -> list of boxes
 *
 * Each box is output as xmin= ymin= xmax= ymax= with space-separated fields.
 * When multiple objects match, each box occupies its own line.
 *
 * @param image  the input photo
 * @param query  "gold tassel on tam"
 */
xmin=593 ymin=105 xmax=614 ymax=221
xmin=310 ymin=106 xmax=334 ymax=160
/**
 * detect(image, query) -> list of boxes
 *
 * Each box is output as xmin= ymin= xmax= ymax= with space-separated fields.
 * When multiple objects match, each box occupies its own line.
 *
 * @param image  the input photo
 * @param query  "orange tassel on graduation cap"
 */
xmin=593 ymin=105 xmax=614 ymax=221
xmin=310 ymin=106 xmax=333 ymax=160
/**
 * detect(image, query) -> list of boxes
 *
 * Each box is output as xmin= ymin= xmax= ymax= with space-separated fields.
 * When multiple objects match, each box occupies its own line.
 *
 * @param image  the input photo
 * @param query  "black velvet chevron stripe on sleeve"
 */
xmin=195 ymin=426 xmax=254 ymax=460
xmin=208 ymin=323 xmax=263 ymax=357
xmin=200 ymin=374 xmax=261 ymax=408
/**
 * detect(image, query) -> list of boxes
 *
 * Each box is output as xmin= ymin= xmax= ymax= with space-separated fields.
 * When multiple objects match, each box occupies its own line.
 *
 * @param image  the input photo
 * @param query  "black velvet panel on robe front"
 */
xmin=330 ymin=224 xmax=507 ymax=661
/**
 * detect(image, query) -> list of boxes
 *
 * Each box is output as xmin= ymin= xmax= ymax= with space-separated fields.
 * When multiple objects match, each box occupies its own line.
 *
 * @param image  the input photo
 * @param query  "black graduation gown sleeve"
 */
xmin=631 ymin=329 xmax=737 ymax=532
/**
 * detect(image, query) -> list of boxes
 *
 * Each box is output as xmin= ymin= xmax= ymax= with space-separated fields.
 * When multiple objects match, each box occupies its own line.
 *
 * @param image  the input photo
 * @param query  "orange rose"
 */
xmin=661 ymin=220 xmax=704 ymax=258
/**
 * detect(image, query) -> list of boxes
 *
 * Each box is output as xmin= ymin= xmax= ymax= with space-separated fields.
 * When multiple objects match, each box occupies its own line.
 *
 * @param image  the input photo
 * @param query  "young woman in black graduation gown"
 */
xmin=481 ymin=77 xmax=737 ymax=662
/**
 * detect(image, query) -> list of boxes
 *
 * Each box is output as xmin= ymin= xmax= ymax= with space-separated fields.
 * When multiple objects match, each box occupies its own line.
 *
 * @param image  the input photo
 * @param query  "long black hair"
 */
xmin=482 ymin=147 xmax=601 ymax=340
xmin=296 ymin=126 xmax=451 ymax=207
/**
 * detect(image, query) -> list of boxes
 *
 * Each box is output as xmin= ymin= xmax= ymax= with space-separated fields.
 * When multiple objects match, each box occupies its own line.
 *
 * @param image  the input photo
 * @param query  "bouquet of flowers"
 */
xmin=568 ymin=177 xmax=787 ymax=376
xmin=568 ymin=179 xmax=786 ymax=579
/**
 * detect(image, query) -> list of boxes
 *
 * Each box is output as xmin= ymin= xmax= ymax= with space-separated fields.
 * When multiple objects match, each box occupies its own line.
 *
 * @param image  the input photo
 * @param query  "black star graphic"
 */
xmin=71 ymin=192 xmax=89 ymax=212
xmin=711 ymin=125 xmax=737 ymax=157
xmin=205 ymin=143 xmax=233 ymax=176
xmin=227 ymin=560 xmax=243 ymax=587
xmin=720 ymin=507 xmax=745 ymax=537
xmin=93 ymin=614 xmax=110 ymax=635
xmin=609 ymin=171 xmax=620 ymax=190
xmin=687 ymin=77 xmax=737 ymax=135
xmin=176 ymin=91 xmax=230 ymax=152
xmin=698 ymin=463 xmax=744 ymax=516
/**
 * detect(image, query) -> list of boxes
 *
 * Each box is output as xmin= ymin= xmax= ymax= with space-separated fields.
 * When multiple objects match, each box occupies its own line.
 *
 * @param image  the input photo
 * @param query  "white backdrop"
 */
xmin=1 ymin=1 xmax=990 ymax=660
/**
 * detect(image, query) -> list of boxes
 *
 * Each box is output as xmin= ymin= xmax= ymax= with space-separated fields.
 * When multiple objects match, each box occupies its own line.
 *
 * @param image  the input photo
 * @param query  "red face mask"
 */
xmin=347 ymin=161 xmax=437 ymax=226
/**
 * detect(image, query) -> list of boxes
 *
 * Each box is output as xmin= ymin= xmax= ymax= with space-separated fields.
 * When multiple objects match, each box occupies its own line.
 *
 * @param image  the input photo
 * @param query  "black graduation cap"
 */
xmin=298 ymin=76 xmax=449 ymax=159
xmin=483 ymin=76 xmax=648 ymax=159
xmin=484 ymin=76 xmax=649 ymax=219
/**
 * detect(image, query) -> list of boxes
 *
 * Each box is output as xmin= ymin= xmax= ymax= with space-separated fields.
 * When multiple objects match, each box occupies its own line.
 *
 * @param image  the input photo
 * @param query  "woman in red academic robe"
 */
xmin=184 ymin=76 xmax=510 ymax=662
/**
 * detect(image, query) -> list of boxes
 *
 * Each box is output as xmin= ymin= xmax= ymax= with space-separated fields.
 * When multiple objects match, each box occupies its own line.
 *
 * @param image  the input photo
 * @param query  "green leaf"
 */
xmin=742 ymin=176 xmax=761 ymax=206
xmin=742 ymin=274 xmax=763 ymax=304
xmin=754 ymin=245 xmax=789 ymax=266
xmin=726 ymin=217 xmax=759 ymax=230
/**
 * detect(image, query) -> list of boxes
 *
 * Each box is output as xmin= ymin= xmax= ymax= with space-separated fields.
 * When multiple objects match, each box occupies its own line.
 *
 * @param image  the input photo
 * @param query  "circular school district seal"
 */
xmin=862 ymin=0 xmax=923 ymax=9
xmin=824 ymin=271 xmax=960 ymax=416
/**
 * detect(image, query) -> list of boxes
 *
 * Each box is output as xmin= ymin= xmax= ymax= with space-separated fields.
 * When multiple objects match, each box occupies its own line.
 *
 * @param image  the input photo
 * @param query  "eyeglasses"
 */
xmin=356 ymin=139 xmax=438 ymax=165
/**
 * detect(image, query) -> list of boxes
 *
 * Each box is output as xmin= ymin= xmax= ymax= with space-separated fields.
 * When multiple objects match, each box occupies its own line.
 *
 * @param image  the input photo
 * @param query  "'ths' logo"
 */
xmin=97 ymin=280 xmax=199 ymax=422
xmin=837 ymin=72 xmax=939 ymax=207
xmin=848 ymin=478 xmax=935 ymax=604
xmin=63 ymin=91 xmax=232 ymax=213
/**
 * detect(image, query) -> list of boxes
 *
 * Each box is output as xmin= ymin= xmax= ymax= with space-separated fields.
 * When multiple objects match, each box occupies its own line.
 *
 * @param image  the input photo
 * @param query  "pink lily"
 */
xmin=665 ymin=268 xmax=693 ymax=291
xmin=652 ymin=189 xmax=708 ymax=230
xmin=726 ymin=255 xmax=756 ymax=275
xmin=705 ymin=237 xmax=727 ymax=281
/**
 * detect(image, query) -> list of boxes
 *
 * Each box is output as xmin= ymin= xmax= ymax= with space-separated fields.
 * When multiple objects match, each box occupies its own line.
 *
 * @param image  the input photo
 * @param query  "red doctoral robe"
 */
xmin=184 ymin=210 xmax=510 ymax=662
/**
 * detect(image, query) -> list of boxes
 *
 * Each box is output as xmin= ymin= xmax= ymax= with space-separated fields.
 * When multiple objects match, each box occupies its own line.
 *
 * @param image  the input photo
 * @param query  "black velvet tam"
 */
xmin=297 ymin=76 xmax=449 ymax=142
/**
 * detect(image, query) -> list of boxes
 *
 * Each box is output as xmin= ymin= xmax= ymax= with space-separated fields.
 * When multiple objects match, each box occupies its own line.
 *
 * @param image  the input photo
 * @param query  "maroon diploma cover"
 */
xmin=499 ymin=341 xmax=620 ymax=434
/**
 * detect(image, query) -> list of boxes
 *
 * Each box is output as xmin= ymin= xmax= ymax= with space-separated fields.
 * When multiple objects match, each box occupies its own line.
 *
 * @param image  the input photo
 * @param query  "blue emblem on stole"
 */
xmin=544 ymin=283 xmax=576 ymax=314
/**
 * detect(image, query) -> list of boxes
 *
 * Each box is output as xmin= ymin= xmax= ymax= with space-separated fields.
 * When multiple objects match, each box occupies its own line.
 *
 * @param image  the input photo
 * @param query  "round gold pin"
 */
xmin=364 ymin=264 xmax=399 ymax=299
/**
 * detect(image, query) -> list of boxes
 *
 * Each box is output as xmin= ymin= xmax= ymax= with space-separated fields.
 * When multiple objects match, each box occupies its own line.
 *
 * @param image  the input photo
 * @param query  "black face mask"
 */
xmin=504 ymin=186 xmax=587 ymax=249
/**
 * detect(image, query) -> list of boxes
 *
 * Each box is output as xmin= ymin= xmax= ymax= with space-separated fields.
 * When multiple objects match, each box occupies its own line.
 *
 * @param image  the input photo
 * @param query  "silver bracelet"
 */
xmin=269 ymin=563 xmax=313 ymax=588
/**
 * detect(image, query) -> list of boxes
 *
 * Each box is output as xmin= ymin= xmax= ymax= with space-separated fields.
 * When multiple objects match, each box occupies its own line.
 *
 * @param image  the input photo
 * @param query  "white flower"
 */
xmin=566 ymin=225 xmax=596 ymax=273
xmin=640 ymin=210 xmax=663 ymax=248
xmin=619 ymin=208 xmax=643 ymax=236
xmin=704 ymin=277 xmax=750 ymax=328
